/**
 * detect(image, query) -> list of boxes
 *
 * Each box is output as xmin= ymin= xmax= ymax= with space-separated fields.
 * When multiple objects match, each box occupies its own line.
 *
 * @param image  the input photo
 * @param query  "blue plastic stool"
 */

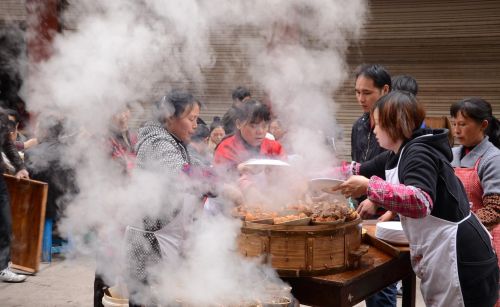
xmin=42 ymin=218 xmax=53 ymax=262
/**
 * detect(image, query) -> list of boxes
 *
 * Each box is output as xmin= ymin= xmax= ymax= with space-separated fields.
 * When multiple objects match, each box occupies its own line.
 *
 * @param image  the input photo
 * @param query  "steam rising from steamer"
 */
xmin=23 ymin=0 xmax=366 ymax=304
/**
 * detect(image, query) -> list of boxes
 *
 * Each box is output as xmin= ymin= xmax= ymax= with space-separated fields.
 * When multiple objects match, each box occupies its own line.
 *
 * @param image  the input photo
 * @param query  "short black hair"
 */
xmin=236 ymin=99 xmax=271 ymax=124
xmin=231 ymin=86 xmax=251 ymax=102
xmin=392 ymin=75 xmax=418 ymax=95
xmin=355 ymin=64 xmax=392 ymax=90
xmin=210 ymin=117 xmax=224 ymax=133
xmin=191 ymin=124 xmax=210 ymax=142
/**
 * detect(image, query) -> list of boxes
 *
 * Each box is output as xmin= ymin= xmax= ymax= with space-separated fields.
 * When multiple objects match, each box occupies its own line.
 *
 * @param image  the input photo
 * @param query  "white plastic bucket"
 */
xmin=102 ymin=287 xmax=129 ymax=307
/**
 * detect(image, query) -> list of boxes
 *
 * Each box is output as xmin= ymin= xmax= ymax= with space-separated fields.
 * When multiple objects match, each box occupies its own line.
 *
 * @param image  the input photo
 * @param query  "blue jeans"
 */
xmin=366 ymin=283 xmax=397 ymax=307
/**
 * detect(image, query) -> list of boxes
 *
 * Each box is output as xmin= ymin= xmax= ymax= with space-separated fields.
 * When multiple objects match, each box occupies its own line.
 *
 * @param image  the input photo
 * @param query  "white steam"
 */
xmin=22 ymin=0 xmax=367 ymax=305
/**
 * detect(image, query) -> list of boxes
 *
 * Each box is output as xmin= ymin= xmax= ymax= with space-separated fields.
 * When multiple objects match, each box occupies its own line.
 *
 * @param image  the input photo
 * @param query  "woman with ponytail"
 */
xmin=450 ymin=98 xmax=500 ymax=227
xmin=450 ymin=97 xmax=500 ymax=306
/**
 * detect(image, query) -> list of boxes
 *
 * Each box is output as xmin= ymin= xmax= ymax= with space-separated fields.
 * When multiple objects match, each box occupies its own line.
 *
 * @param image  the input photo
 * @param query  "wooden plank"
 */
xmin=4 ymin=174 xmax=48 ymax=273
xmin=283 ymin=246 xmax=414 ymax=306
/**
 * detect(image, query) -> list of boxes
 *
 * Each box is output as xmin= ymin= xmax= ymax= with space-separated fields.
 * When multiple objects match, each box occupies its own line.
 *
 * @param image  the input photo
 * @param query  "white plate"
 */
xmin=240 ymin=158 xmax=290 ymax=167
xmin=308 ymin=178 xmax=345 ymax=194
xmin=375 ymin=221 xmax=409 ymax=245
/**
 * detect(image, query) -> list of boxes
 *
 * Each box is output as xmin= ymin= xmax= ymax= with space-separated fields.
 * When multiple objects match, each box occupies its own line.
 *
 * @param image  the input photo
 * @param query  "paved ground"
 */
xmin=0 ymin=256 xmax=94 ymax=307
xmin=0 ymin=255 xmax=424 ymax=307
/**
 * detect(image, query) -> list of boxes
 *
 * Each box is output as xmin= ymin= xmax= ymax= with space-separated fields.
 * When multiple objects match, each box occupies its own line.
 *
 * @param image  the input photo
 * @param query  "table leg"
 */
xmin=401 ymin=270 xmax=416 ymax=307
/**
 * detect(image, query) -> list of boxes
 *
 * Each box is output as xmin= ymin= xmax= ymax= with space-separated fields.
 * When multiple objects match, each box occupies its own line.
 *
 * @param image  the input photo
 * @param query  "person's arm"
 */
xmin=351 ymin=123 xmax=357 ymax=162
xmin=261 ymin=139 xmax=285 ymax=159
xmin=478 ymin=194 xmax=500 ymax=229
xmin=477 ymin=154 xmax=500 ymax=228
xmin=14 ymin=140 xmax=24 ymax=151
xmin=213 ymin=140 xmax=238 ymax=168
xmin=3 ymin=139 xmax=29 ymax=179
xmin=358 ymin=151 xmax=391 ymax=178
xmin=366 ymin=146 xmax=438 ymax=218
xmin=23 ymin=138 xmax=38 ymax=150
xmin=367 ymin=176 xmax=432 ymax=218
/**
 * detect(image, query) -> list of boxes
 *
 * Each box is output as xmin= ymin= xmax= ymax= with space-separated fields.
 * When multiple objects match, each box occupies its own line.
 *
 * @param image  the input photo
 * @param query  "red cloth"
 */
xmin=214 ymin=134 xmax=285 ymax=169
xmin=454 ymin=159 xmax=483 ymax=212
xmin=109 ymin=131 xmax=137 ymax=172
xmin=367 ymin=176 xmax=433 ymax=218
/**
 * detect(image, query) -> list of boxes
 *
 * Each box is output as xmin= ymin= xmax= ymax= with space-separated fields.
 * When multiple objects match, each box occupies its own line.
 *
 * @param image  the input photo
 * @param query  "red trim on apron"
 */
xmin=455 ymin=159 xmax=500 ymax=306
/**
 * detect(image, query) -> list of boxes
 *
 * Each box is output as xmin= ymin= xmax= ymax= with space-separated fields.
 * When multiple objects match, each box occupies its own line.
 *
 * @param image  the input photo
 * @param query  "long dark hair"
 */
xmin=450 ymin=97 xmax=500 ymax=148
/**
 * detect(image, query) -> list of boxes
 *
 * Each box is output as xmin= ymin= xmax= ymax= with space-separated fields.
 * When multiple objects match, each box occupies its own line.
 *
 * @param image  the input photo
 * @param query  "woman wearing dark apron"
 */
xmin=336 ymin=91 xmax=499 ymax=306
xmin=450 ymin=97 xmax=500 ymax=306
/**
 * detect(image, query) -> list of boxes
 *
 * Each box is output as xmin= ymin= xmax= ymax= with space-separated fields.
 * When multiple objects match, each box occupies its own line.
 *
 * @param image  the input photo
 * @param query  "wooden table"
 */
xmin=282 ymin=225 xmax=416 ymax=307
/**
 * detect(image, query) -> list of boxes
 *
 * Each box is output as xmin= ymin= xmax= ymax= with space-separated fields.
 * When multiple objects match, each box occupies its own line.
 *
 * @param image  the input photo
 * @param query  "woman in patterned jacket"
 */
xmin=126 ymin=89 xmax=201 ymax=307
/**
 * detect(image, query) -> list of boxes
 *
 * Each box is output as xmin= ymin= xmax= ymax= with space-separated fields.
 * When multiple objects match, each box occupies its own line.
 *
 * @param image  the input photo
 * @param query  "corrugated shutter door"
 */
xmin=57 ymin=0 xmax=500 ymax=158
xmin=198 ymin=27 xmax=262 ymax=123
xmin=0 ymin=0 xmax=26 ymax=21
xmin=334 ymin=0 xmax=500 ymax=160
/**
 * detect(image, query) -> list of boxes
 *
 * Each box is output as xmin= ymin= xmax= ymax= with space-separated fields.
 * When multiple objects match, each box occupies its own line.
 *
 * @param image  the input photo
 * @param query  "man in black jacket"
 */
xmin=350 ymin=64 xmax=395 ymax=307
xmin=351 ymin=64 xmax=392 ymax=217
xmin=351 ymin=64 xmax=391 ymax=163
xmin=0 ymin=110 xmax=29 ymax=282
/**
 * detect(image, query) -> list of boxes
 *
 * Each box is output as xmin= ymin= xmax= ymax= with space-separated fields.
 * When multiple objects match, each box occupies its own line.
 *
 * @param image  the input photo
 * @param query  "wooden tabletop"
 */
xmin=282 ymin=224 xmax=416 ymax=307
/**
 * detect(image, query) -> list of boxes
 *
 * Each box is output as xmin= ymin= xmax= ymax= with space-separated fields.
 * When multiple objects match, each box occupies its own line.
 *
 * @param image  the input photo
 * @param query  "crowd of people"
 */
xmin=0 ymin=63 xmax=499 ymax=307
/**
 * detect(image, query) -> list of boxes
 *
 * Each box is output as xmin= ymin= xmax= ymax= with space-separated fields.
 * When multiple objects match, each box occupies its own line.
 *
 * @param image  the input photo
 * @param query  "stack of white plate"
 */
xmin=375 ymin=221 xmax=409 ymax=245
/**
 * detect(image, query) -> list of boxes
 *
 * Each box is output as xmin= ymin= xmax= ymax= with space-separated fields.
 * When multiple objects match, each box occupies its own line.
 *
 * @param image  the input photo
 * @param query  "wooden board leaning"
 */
xmin=4 ymin=174 xmax=48 ymax=273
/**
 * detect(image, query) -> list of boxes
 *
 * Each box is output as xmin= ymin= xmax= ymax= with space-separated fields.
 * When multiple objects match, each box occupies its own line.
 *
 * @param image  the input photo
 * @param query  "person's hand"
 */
xmin=310 ymin=192 xmax=331 ymax=203
xmin=24 ymin=138 xmax=38 ymax=149
xmin=378 ymin=210 xmax=397 ymax=222
xmin=356 ymin=199 xmax=377 ymax=219
xmin=15 ymin=169 xmax=29 ymax=180
xmin=237 ymin=163 xmax=263 ymax=175
xmin=9 ymin=131 xmax=16 ymax=142
xmin=332 ymin=175 xmax=369 ymax=198
xmin=220 ymin=183 xmax=244 ymax=206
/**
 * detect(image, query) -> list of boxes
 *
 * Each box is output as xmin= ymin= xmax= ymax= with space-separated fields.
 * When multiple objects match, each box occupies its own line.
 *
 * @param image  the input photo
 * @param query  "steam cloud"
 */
xmin=20 ymin=0 xmax=367 ymax=304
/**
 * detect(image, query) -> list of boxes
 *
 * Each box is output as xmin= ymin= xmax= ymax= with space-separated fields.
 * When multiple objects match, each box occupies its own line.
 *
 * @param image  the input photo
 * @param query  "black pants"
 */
xmin=93 ymin=273 xmax=108 ymax=307
xmin=0 ymin=177 xmax=11 ymax=271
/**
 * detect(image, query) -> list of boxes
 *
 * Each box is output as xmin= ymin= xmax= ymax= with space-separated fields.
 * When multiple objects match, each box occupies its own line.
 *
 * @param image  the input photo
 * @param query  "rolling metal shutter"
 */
xmin=334 ymin=0 xmax=500 ymax=160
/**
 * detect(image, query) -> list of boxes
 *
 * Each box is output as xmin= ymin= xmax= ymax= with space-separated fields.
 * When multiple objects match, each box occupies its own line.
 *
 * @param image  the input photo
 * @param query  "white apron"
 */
xmin=387 ymin=145 xmax=468 ymax=307
xmin=126 ymin=194 xmax=197 ymax=259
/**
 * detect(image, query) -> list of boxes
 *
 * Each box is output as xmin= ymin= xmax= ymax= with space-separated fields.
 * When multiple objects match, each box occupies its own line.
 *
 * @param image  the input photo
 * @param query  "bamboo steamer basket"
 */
xmin=238 ymin=217 xmax=365 ymax=276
